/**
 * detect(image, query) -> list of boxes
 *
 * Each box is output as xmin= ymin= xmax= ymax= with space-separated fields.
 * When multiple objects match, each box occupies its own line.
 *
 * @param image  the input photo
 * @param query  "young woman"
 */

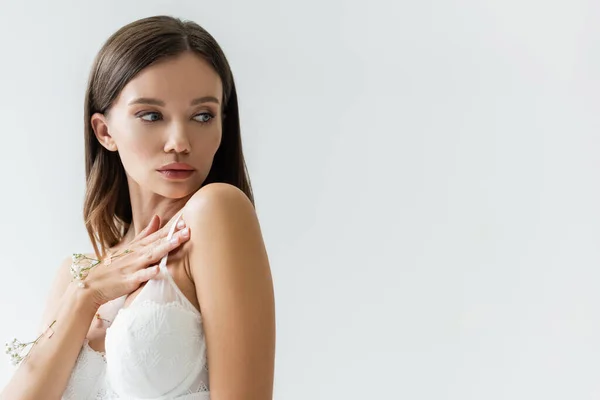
xmin=2 ymin=15 xmax=275 ymax=400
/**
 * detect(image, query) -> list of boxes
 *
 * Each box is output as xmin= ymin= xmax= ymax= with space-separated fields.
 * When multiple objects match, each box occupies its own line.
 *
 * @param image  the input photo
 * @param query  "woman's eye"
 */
xmin=193 ymin=113 xmax=214 ymax=123
xmin=140 ymin=112 xmax=162 ymax=122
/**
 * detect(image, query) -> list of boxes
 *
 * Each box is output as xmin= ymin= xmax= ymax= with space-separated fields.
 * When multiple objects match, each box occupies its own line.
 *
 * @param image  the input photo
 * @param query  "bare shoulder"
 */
xmin=181 ymin=182 xmax=265 ymax=271
xmin=183 ymin=182 xmax=256 ymax=221
xmin=181 ymin=183 xmax=261 ymax=250
xmin=182 ymin=182 xmax=263 ymax=260
xmin=181 ymin=183 xmax=275 ymax=397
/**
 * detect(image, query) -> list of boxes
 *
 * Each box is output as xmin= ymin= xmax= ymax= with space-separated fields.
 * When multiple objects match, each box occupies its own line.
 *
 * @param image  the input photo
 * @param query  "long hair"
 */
xmin=83 ymin=16 xmax=253 ymax=258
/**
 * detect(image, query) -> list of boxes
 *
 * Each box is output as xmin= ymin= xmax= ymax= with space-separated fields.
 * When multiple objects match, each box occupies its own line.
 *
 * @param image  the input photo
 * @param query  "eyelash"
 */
xmin=136 ymin=111 xmax=215 ymax=125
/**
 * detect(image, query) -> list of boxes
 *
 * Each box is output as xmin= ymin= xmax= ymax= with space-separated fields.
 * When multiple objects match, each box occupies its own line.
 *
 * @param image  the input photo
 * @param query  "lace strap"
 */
xmin=159 ymin=211 xmax=184 ymax=272
xmin=156 ymin=211 xmax=201 ymax=316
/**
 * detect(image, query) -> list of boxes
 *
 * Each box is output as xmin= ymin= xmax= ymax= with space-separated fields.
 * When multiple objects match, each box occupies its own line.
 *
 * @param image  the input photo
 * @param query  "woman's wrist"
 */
xmin=66 ymin=283 xmax=100 ymax=319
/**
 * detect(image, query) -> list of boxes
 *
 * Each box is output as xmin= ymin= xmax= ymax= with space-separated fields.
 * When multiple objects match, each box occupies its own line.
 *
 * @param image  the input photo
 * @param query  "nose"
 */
xmin=163 ymin=121 xmax=191 ymax=154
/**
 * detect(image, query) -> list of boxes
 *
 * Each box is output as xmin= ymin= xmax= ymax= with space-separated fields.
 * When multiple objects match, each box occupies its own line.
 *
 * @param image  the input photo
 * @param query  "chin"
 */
xmin=152 ymin=182 xmax=200 ymax=199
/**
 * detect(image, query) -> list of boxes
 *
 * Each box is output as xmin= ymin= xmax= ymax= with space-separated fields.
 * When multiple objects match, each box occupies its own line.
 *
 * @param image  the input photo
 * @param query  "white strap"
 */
xmin=159 ymin=211 xmax=184 ymax=270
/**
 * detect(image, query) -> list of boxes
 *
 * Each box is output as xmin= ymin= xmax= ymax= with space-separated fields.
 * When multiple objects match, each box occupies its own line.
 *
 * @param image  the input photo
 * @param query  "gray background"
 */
xmin=0 ymin=0 xmax=599 ymax=398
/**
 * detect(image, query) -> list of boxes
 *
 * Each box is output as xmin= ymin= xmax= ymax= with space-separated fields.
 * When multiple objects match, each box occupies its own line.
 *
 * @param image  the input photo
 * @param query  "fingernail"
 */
xmin=177 ymin=220 xmax=185 ymax=229
xmin=170 ymin=237 xmax=179 ymax=245
xmin=181 ymin=228 xmax=190 ymax=237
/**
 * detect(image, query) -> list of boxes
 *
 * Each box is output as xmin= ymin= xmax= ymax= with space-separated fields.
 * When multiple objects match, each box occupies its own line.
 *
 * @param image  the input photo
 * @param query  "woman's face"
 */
xmin=91 ymin=51 xmax=224 ymax=199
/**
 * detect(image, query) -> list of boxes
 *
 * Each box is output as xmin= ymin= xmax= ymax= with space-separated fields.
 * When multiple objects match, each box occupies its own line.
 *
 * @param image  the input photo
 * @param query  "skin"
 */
xmin=94 ymin=51 xmax=276 ymax=399
xmin=91 ymin=51 xmax=224 ymax=228
xmin=2 ymin=215 xmax=191 ymax=400
xmin=2 ymin=51 xmax=275 ymax=400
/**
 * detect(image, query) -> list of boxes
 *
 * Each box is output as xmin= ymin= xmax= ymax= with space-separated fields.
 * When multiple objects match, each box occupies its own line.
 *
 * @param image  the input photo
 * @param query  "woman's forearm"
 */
xmin=1 ymin=284 xmax=98 ymax=400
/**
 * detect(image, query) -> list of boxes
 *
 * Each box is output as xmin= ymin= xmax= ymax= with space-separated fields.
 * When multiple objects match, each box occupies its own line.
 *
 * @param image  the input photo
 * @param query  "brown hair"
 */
xmin=83 ymin=16 xmax=253 ymax=258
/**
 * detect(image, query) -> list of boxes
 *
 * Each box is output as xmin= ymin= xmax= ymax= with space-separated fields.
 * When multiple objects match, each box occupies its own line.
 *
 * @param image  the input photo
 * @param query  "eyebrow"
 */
xmin=127 ymin=96 xmax=220 ymax=106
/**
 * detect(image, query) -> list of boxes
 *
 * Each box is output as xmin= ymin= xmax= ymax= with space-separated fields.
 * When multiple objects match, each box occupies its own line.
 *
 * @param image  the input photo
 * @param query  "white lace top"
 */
xmin=62 ymin=212 xmax=210 ymax=399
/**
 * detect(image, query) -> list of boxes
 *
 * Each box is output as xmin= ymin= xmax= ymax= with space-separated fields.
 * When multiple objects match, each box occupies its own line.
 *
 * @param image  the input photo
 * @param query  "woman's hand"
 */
xmin=81 ymin=214 xmax=190 ymax=308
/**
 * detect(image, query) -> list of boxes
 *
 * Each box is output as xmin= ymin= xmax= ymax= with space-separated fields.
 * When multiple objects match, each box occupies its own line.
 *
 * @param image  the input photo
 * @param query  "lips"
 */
xmin=157 ymin=162 xmax=195 ymax=171
xmin=157 ymin=163 xmax=195 ymax=180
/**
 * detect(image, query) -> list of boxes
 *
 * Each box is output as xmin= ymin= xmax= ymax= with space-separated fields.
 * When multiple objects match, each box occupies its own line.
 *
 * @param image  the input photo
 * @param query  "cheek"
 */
xmin=125 ymin=145 xmax=154 ymax=168
xmin=127 ymin=137 xmax=156 ymax=159
xmin=210 ymin=132 xmax=222 ymax=153
xmin=118 ymin=143 xmax=155 ymax=179
xmin=207 ymin=127 xmax=222 ymax=153
xmin=114 ymin=121 xmax=160 ymax=167
xmin=190 ymin=128 xmax=221 ymax=155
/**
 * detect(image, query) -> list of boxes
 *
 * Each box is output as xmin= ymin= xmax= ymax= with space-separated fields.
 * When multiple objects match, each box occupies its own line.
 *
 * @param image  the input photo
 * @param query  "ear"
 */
xmin=91 ymin=112 xmax=117 ymax=151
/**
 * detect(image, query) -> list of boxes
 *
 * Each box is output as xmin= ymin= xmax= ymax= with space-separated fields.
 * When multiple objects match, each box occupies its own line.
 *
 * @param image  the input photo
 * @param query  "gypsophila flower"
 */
xmin=70 ymin=253 xmax=100 ymax=281
xmin=5 ymin=321 xmax=56 ymax=366
xmin=6 ymin=250 xmax=131 ymax=367
xmin=69 ymin=250 xmax=131 ymax=282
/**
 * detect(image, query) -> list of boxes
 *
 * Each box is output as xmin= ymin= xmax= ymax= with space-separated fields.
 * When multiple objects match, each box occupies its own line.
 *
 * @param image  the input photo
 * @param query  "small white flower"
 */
xmin=5 ymin=321 xmax=56 ymax=366
xmin=10 ymin=353 xmax=23 ymax=366
xmin=5 ymin=339 xmax=29 ymax=366
xmin=69 ymin=254 xmax=100 ymax=282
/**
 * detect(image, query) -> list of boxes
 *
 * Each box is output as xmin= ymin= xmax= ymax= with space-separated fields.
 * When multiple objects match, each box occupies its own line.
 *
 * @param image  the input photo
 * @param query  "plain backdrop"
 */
xmin=0 ymin=0 xmax=599 ymax=399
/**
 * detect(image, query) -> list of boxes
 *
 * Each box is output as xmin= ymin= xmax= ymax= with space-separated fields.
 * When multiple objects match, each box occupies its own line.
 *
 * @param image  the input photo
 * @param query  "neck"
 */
xmin=120 ymin=182 xmax=193 ymax=245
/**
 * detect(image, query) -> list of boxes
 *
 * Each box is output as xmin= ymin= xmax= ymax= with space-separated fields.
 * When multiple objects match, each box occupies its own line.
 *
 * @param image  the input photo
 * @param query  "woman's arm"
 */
xmin=1 ymin=216 xmax=191 ymax=400
xmin=1 ymin=258 xmax=98 ymax=400
xmin=185 ymin=183 xmax=276 ymax=400
xmin=38 ymin=257 xmax=76 ymax=331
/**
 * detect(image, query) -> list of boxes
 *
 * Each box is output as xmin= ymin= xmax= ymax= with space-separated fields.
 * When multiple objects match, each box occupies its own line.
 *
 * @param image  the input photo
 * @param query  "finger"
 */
xmin=139 ymin=216 xmax=186 ymax=247
xmin=141 ymin=227 xmax=190 ymax=265
xmin=129 ymin=264 xmax=161 ymax=284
